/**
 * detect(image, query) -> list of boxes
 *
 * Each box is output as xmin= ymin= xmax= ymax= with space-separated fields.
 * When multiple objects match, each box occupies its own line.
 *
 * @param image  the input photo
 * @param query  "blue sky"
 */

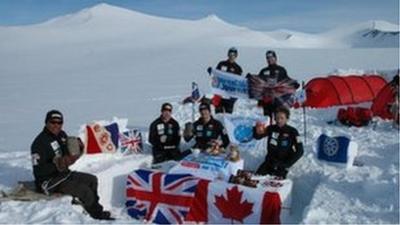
xmin=0 ymin=0 xmax=398 ymax=32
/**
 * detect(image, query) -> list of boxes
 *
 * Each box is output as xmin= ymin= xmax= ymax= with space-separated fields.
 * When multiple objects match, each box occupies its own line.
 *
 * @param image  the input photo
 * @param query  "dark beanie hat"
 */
xmin=266 ymin=50 xmax=277 ymax=58
xmin=45 ymin=110 xmax=63 ymax=123
xmin=199 ymin=102 xmax=211 ymax=112
xmin=161 ymin=102 xmax=173 ymax=111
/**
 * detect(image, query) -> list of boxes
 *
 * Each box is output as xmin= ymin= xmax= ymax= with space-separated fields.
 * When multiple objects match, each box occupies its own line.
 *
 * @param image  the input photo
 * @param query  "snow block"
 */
xmin=317 ymin=134 xmax=358 ymax=168
xmin=126 ymin=169 xmax=292 ymax=224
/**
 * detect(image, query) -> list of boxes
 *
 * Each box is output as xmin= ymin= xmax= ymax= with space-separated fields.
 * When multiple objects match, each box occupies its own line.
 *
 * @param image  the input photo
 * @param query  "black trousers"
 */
xmin=153 ymin=148 xmax=192 ymax=164
xmin=153 ymin=148 xmax=181 ymax=164
xmin=55 ymin=171 xmax=104 ymax=218
xmin=215 ymin=98 xmax=236 ymax=114
xmin=256 ymin=160 xmax=288 ymax=178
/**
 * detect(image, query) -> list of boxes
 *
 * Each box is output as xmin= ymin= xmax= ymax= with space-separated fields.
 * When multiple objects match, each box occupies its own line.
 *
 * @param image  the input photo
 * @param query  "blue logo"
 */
xmin=233 ymin=124 xmax=253 ymax=143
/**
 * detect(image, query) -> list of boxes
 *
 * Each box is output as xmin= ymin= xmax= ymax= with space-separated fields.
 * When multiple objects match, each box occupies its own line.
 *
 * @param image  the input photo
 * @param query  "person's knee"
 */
xmin=153 ymin=153 xmax=166 ymax=164
xmin=87 ymin=174 xmax=98 ymax=187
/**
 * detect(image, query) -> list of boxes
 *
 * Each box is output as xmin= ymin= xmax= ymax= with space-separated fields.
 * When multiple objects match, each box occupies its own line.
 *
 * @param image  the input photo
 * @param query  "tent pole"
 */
xmin=302 ymin=81 xmax=307 ymax=145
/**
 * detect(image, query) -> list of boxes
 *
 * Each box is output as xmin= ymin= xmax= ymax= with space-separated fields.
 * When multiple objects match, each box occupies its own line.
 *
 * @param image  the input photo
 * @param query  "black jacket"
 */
xmin=186 ymin=117 xmax=230 ymax=150
xmin=149 ymin=117 xmax=181 ymax=151
xmin=254 ymin=124 xmax=303 ymax=168
xmin=31 ymin=128 xmax=69 ymax=187
xmin=258 ymin=64 xmax=289 ymax=84
xmin=216 ymin=60 xmax=243 ymax=75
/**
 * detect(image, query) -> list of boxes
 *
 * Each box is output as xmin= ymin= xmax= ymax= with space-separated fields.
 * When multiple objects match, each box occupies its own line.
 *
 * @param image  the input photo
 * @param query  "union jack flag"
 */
xmin=126 ymin=169 xmax=200 ymax=224
xmin=248 ymin=75 xmax=298 ymax=107
xmin=119 ymin=129 xmax=142 ymax=154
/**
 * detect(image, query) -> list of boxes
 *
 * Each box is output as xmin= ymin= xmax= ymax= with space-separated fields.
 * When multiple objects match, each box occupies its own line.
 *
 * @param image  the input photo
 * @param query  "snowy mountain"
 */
xmin=0 ymin=3 xmax=398 ymax=48
xmin=322 ymin=20 xmax=400 ymax=48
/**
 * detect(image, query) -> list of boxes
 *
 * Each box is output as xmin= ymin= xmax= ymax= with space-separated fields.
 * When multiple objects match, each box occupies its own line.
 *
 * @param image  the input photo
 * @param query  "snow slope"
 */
xmin=0 ymin=3 xmax=398 ymax=224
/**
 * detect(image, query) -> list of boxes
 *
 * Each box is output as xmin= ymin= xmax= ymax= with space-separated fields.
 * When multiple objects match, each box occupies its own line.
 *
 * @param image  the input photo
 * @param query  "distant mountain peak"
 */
xmin=365 ymin=20 xmax=399 ymax=32
xmin=81 ymin=3 xmax=140 ymax=16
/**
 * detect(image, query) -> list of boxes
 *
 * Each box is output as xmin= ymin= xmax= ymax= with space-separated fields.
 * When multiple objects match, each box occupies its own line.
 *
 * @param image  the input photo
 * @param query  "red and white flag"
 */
xmin=186 ymin=180 xmax=281 ymax=224
xmin=84 ymin=122 xmax=119 ymax=154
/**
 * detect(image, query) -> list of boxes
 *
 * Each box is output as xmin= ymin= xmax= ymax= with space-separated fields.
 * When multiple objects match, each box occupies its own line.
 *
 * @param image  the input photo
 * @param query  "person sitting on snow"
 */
xmin=207 ymin=47 xmax=243 ymax=114
xmin=253 ymin=107 xmax=303 ymax=178
xmin=149 ymin=103 xmax=183 ymax=164
xmin=183 ymin=102 xmax=230 ymax=153
xmin=257 ymin=50 xmax=300 ymax=121
xmin=31 ymin=110 xmax=113 ymax=220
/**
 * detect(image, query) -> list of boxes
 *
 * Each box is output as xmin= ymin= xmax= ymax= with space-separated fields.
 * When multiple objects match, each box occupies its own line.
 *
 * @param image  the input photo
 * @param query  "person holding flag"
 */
xmin=208 ymin=47 xmax=243 ymax=114
xmin=257 ymin=50 xmax=300 ymax=121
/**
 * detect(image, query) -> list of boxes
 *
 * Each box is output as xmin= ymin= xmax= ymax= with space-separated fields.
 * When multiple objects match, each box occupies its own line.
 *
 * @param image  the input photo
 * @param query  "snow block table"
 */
xmin=168 ymin=152 xmax=244 ymax=181
xmin=126 ymin=169 xmax=292 ymax=224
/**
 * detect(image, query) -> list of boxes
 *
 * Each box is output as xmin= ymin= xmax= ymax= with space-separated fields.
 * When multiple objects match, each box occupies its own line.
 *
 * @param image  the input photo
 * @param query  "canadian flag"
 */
xmin=186 ymin=180 xmax=281 ymax=224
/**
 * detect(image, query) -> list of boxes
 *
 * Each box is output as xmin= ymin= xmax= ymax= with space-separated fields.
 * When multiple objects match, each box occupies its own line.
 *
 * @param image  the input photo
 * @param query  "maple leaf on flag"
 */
xmin=214 ymin=186 xmax=254 ymax=223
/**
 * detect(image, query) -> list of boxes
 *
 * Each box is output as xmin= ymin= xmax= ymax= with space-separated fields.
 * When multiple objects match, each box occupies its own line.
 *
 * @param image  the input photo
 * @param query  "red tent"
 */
xmin=304 ymin=75 xmax=387 ymax=108
xmin=371 ymin=76 xmax=399 ymax=119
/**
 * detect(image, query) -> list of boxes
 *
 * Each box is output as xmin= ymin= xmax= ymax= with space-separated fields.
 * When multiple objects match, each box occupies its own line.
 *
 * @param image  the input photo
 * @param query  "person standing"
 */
xmin=31 ymin=110 xmax=113 ymax=220
xmin=257 ymin=50 xmax=299 ymax=120
xmin=209 ymin=47 xmax=243 ymax=114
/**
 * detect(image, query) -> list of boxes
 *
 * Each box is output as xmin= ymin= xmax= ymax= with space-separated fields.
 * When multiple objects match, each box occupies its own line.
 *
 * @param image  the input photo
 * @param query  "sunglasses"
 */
xmin=162 ymin=108 xmax=172 ymax=112
xmin=49 ymin=120 xmax=63 ymax=125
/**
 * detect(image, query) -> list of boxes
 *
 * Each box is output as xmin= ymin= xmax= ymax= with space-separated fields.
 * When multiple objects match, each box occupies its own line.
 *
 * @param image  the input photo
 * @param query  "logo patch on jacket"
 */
xmin=51 ymin=141 xmax=60 ymax=151
xmin=157 ymin=124 xmax=165 ymax=135
xmin=31 ymin=153 xmax=40 ymax=166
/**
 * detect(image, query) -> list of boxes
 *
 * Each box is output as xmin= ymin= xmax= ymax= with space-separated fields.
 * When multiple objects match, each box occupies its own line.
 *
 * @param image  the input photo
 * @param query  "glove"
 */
xmin=207 ymin=67 xmax=212 ymax=75
xmin=63 ymin=155 xmax=79 ymax=166
xmin=246 ymin=73 xmax=251 ymax=78
xmin=53 ymin=156 xmax=67 ymax=172
xmin=53 ymin=155 xmax=80 ymax=172
xmin=274 ymin=166 xmax=288 ymax=179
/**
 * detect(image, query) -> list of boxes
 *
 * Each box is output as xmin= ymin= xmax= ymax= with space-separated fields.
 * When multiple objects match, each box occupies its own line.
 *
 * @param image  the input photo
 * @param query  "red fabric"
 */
xmin=85 ymin=125 xmax=102 ymax=154
xmin=337 ymin=108 xmax=347 ymax=122
xmin=212 ymin=95 xmax=222 ymax=107
xmin=185 ymin=179 xmax=210 ymax=223
xmin=185 ymin=180 xmax=282 ymax=224
xmin=328 ymin=76 xmax=353 ymax=105
xmin=337 ymin=107 xmax=373 ymax=127
xmin=371 ymin=83 xmax=396 ymax=119
xmin=261 ymin=192 xmax=281 ymax=224
xmin=304 ymin=75 xmax=387 ymax=108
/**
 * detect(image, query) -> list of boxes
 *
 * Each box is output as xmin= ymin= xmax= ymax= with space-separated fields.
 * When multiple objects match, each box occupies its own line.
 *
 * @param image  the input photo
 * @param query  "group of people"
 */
xmin=148 ymin=101 xmax=304 ymax=178
xmin=208 ymin=47 xmax=300 ymax=121
xmin=30 ymin=49 xmax=304 ymax=221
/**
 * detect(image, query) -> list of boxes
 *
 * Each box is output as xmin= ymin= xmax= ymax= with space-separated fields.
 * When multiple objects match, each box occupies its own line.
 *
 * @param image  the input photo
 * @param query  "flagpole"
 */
xmin=191 ymin=82 xmax=196 ymax=122
xmin=302 ymin=81 xmax=307 ymax=145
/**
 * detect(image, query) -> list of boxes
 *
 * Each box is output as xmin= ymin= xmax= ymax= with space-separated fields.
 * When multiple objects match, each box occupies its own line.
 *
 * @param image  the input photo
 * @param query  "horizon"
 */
xmin=0 ymin=0 xmax=398 ymax=33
